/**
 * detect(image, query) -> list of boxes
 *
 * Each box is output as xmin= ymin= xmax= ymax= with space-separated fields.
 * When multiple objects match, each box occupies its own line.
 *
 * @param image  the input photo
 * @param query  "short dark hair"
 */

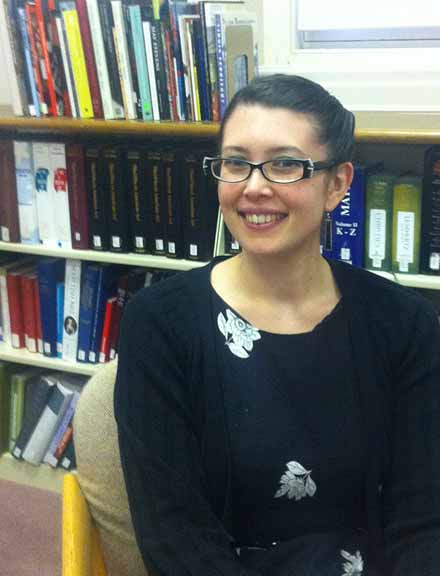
xmin=219 ymin=74 xmax=355 ymax=164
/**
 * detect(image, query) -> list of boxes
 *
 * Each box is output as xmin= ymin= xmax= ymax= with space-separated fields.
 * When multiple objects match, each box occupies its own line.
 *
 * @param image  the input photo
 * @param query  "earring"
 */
xmin=322 ymin=211 xmax=333 ymax=251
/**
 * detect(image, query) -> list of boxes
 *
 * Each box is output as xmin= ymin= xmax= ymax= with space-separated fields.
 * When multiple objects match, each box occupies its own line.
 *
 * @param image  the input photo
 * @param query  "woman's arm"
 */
xmin=114 ymin=289 xmax=261 ymax=576
xmin=384 ymin=301 xmax=440 ymax=575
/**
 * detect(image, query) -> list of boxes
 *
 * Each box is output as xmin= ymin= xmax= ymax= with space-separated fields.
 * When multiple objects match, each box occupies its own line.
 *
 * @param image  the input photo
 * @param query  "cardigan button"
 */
xmin=378 ymin=484 xmax=383 ymax=494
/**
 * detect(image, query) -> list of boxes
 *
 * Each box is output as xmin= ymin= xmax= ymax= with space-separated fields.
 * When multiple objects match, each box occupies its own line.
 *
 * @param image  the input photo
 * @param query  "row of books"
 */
xmin=1 ymin=0 xmax=257 ymax=121
xmin=0 ymin=253 xmax=177 ymax=363
xmin=0 ymin=362 xmax=88 ymax=469
xmin=0 ymin=139 xmax=219 ymax=261
xmin=225 ymin=147 xmax=440 ymax=275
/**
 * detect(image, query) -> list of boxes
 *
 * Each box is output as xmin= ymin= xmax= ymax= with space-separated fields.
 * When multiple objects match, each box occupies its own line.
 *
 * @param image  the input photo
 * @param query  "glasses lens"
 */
xmin=212 ymin=158 xmax=250 ymax=182
xmin=265 ymin=159 xmax=304 ymax=182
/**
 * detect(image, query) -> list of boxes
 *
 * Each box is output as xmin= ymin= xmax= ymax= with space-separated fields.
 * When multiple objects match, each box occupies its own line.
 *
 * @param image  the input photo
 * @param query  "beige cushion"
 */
xmin=73 ymin=361 xmax=148 ymax=576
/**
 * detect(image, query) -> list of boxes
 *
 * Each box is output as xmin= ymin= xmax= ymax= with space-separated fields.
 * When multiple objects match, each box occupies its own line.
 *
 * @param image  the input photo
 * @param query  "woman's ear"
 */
xmin=324 ymin=162 xmax=354 ymax=213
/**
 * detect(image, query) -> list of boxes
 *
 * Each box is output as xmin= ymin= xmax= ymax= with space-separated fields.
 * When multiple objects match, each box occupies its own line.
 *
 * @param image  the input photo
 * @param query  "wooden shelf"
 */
xmin=0 ymin=241 xmax=208 ymax=271
xmin=0 ymin=343 xmax=108 ymax=376
xmin=1 ymin=112 xmax=440 ymax=144
xmin=0 ymin=453 xmax=65 ymax=493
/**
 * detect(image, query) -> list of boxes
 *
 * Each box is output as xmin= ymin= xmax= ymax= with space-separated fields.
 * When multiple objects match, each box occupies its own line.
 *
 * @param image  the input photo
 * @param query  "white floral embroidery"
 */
xmin=217 ymin=309 xmax=261 ymax=358
xmin=341 ymin=550 xmax=363 ymax=575
xmin=274 ymin=461 xmax=317 ymax=501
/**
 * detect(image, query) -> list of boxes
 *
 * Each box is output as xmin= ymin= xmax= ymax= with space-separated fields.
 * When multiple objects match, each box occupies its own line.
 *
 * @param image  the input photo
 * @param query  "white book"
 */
xmin=142 ymin=20 xmax=160 ymax=121
xmin=32 ymin=142 xmax=58 ymax=247
xmin=62 ymin=259 xmax=82 ymax=361
xmin=14 ymin=141 xmax=39 ymax=244
xmin=86 ymin=0 xmax=123 ymax=119
xmin=111 ymin=0 xmax=137 ymax=120
xmin=49 ymin=143 xmax=72 ymax=249
xmin=22 ymin=381 xmax=74 ymax=466
xmin=55 ymin=14 xmax=78 ymax=118
xmin=0 ymin=1 xmax=25 ymax=116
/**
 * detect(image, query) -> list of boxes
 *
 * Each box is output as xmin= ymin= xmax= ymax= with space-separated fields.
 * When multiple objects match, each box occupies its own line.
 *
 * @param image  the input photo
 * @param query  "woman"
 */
xmin=114 ymin=74 xmax=440 ymax=575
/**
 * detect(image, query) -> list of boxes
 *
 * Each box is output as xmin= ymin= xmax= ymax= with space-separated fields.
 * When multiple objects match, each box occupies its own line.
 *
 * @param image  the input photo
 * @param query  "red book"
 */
xmin=0 ymin=141 xmax=20 ymax=243
xmin=99 ymin=297 xmax=116 ymax=363
xmin=34 ymin=0 xmax=58 ymax=116
xmin=53 ymin=423 xmax=73 ymax=463
xmin=75 ymin=0 xmax=104 ymax=118
xmin=6 ymin=267 xmax=31 ymax=349
xmin=163 ymin=25 xmax=179 ymax=121
xmin=25 ymin=2 xmax=48 ymax=115
xmin=33 ymin=276 xmax=44 ymax=354
xmin=21 ymin=272 xmax=38 ymax=353
xmin=66 ymin=143 xmax=90 ymax=249
xmin=47 ymin=0 xmax=72 ymax=117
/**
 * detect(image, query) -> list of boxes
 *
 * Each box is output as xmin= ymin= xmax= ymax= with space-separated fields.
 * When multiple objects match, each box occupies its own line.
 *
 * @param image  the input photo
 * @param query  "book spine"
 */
xmin=150 ymin=20 xmax=170 ymax=119
xmin=66 ymin=143 xmax=89 ymax=249
xmin=146 ymin=149 xmax=166 ymax=255
xmin=9 ymin=374 xmax=26 ymax=452
xmin=14 ymin=140 xmax=39 ymax=244
xmin=7 ymin=271 xmax=25 ymax=349
xmin=55 ymin=11 xmax=78 ymax=118
xmin=77 ymin=264 xmax=99 ymax=362
xmin=98 ymin=296 xmax=116 ymax=363
xmin=201 ymin=5 xmax=220 ymax=121
xmin=0 ymin=270 xmax=11 ymax=345
xmin=32 ymin=141 xmax=57 ymax=247
xmin=127 ymin=148 xmax=148 ymax=253
xmin=62 ymin=259 xmax=82 ymax=362
xmin=46 ymin=0 xmax=71 ymax=117
xmin=56 ymin=281 xmax=65 ymax=358
xmin=61 ymin=3 xmax=94 ymax=118
xmin=44 ymin=391 xmax=80 ymax=467
xmin=16 ymin=6 xmax=40 ymax=117
xmin=33 ymin=277 xmax=44 ymax=354
xmin=193 ymin=17 xmax=211 ymax=121
xmin=108 ymin=274 xmax=128 ymax=359
xmin=60 ymin=437 xmax=76 ymax=470
xmin=364 ymin=173 xmax=394 ymax=271
xmin=75 ymin=0 xmax=104 ymax=118
xmin=163 ymin=148 xmax=183 ymax=258
xmin=50 ymin=142 xmax=72 ymax=249
xmin=53 ymin=422 xmax=73 ymax=463
xmin=421 ymin=147 xmax=440 ymax=274
xmin=85 ymin=146 xmax=108 ymax=251
xmin=214 ymin=13 xmax=227 ymax=119
xmin=88 ymin=267 xmax=109 ymax=363
xmin=168 ymin=2 xmax=186 ymax=120
xmin=104 ymin=147 xmax=130 ymax=252
xmin=0 ymin=140 xmax=20 ymax=242
xmin=21 ymin=274 xmax=37 ymax=353
xmin=142 ymin=20 xmax=160 ymax=120
xmin=162 ymin=23 xmax=179 ymax=121
xmin=128 ymin=5 xmax=153 ymax=121
xmin=186 ymin=19 xmax=201 ymax=122
xmin=34 ymin=0 xmax=58 ymax=116
xmin=392 ymin=176 xmax=422 ymax=274
xmin=38 ymin=259 xmax=63 ymax=357
xmin=25 ymin=3 xmax=48 ymax=115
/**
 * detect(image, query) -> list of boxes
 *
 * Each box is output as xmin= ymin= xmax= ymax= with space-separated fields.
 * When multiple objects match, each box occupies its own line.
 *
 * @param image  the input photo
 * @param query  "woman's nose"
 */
xmin=242 ymin=167 xmax=274 ymax=198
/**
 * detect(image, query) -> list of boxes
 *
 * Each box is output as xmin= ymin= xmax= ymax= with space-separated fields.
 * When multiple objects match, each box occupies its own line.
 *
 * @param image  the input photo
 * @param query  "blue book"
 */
xmin=37 ymin=259 xmax=65 ymax=357
xmin=17 ymin=7 xmax=40 ymax=118
xmin=56 ymin=282 xmax=65 ymax=358
xmin=77 ymin=264 xmax=100 ymax=363
xmin=214 ymin=13 xmax=228 ymax=119
xmin=128 ymin=4 xmax=153 ymax=121
xmin=324 ymin=164 xmax=383 ymax=267
xmin=88 ymin=265 xmax=117 ymax=364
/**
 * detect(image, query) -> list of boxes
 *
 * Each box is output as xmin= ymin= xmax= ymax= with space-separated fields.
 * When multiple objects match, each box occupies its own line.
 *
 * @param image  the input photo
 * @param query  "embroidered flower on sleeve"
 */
xmin=274 ymin=461 xmax=317 ymax=501
xmin=341 ymin=550 xmax=363 ymax=575
xmin=217 ymin=309 xmax=261 ymax=358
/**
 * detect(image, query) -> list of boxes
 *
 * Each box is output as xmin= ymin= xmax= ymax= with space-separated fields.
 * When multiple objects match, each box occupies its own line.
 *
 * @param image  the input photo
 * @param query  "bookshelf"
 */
xmin=0 ymin=453 xmax=64 ymax=493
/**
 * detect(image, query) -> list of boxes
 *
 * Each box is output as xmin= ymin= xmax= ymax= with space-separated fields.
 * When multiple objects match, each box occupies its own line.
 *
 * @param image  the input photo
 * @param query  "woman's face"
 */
xmin=218 ymin=104 xmax=349 ymax=259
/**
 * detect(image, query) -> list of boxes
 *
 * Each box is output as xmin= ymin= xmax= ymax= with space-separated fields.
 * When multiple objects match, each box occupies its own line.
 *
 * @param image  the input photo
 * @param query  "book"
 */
xmin=34 ymin=0 xmax=58 ymax=116
xmin=6 ymin=263 xmax=35 ymax=349
xmin=55 ymin=5 xmax=78 ymax=117
xmin=21 ymin=271 xmax=38 ymax=353
xmin=0 ymin=140 xmax=20 ymax=242
xmin=150 ymin=19 xmax=171 ymax=119
xmin=85 ymin=146 xmax=108 ymax=251
xmin=146 ymin=148 xmax=166 ymax=255
xmin=8 ymin=367 xmax=41 ymax=452
xmin=392 ymin=175 xmax=423 ymax=274
xmin=66 ymin=143 xmax=89 ymax=249
xmin=32 ymin=141 xmax=57 ymax=247
xmin=60 ymin=1 xmax=94 ymax=118
xmin=142 ymin=18 xmax=160 ymax=120
xmin=11 ymin=373 xmax=56 ymax=460
xmin=46 ymin=0 xmax=71 ymax=116
xmin=56 ymin=281 xmax=65 ymax=357
xmin=14 ymin=140 xmax=39 ymax=244
xmin=16 ymin=5 xmax=41 ymax=117
xmin=77 ymin=263 xmax=100 ymax=362
xmin=0 ymin=256 xmax=33 ymax=346
xmin=103 ymin=146 xmax=130 ymax=252
xmin=25 ymin=1 xmax=49 ymax=115
xmin=60 ymin=436 xmax=76 ymax=470
xmin=421 ymin=146 xmax=440 ymax=274
xmin=98 ymin=296 xmax=116 ymax=363
xmin=364 ymin=172 xmax=395 ymax=272
xmin=0 ymin=362 xmax=12 ymax=453
xmin=163 ymin=148 xmax=184 ymax=258
xmin=43 ymin=390 xmax=81 ymax=467
xmin=52 ymin=422 xmax=73 ymax=465
xmin=33 ymin=276 xmax=44 ymax=354
xmin=126 ymin=146 xmax=148 ymax=253
xmin=88 ymin=265 xmax=118 ymax=363
xmin=50 ymin=142 xmax=72 ymax=249
xmin=62 ymin=259 xmax=82 ymax=362
xmin=37 ymin=258 xmax=65 ymax=357
xmin=22 ymin=378 xmax=77 ymax=465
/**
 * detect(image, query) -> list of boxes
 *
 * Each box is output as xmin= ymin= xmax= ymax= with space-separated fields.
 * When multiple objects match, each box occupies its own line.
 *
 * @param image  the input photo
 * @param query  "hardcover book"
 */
xmin=0 ymin=140 xmax=20 ymax=243
xmin=14 ymin=140 xmax=39 ymax=244
xmin=32 ymin=141 xmax=58 ymax=247
xmin=85 ymin=146 xmax=109 ymax=251
xmin=66 ymin=143 xmax=90 ymax=249
xmin=103 ymin=146 xmax=130 ymax=252
xmin=392 ymin=175 xmax=422 ymax=274
xmin=50 ymin=142 xmax=72 ymax=249
xmin=126 ymin=147 xmax=148 ymax=253
xmin=37 ymin=258 xmax=65 ymax=357
xmin=62 ymin=259 xmax=82 ymax=362
xmin=421 ymin=146 xmax=440 ymax=274
xmin=145 ymin=148 xmax=166 ymax=255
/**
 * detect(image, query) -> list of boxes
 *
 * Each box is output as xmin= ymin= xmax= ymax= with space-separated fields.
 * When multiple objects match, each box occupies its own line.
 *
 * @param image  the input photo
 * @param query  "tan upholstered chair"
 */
xmin=71 ymin=360 xmax=148 ymax=576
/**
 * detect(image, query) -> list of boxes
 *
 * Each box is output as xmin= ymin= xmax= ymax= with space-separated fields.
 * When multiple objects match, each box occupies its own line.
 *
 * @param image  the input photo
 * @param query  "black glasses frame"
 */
xmin=202 ymin=156 xmax=338 ymax=184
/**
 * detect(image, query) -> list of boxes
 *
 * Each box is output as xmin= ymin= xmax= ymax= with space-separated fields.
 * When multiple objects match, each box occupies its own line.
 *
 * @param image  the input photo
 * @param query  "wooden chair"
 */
xmin=62 ymin=473 xmax=107 ymax=576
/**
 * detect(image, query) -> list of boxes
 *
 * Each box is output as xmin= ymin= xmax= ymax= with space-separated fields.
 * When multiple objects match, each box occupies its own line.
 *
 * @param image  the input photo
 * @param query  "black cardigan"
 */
xmin=114 ymin=257 xmax=440 ymax=576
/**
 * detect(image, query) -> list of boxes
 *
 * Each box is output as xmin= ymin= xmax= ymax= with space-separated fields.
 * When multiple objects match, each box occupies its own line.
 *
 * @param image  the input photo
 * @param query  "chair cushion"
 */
xmin=73 ymin=361 xmax=148 ymax=576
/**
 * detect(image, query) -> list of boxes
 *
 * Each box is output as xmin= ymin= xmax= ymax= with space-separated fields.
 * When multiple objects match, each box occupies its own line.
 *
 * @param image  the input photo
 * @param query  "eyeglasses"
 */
xmin=202 ymin=156 xmax=337 ymax=184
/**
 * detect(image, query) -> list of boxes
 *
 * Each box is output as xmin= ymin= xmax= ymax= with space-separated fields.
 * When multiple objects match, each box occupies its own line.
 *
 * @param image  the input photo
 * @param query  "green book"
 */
xmin=8 ymin=368 xmax=41 ymax=452
xmin=364 ymin=172 xmax=395 ymax=271
xmin=0 ymin=362 xmax=11 ymax=454
xmin=392 ymin=175 xmax=422 ymax=274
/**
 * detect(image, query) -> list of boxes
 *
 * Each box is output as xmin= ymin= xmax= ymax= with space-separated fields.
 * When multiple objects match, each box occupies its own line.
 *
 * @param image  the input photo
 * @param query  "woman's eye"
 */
xmin=272 ymin=158 xmax=298 ymax=169
xmin=223 ymin=158 xmax=246 ymax=167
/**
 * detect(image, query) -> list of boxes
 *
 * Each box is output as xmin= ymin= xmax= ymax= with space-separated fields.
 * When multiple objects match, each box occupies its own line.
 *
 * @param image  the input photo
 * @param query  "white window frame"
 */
xmin=256 ymin=0 xmax=440 ymax=112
